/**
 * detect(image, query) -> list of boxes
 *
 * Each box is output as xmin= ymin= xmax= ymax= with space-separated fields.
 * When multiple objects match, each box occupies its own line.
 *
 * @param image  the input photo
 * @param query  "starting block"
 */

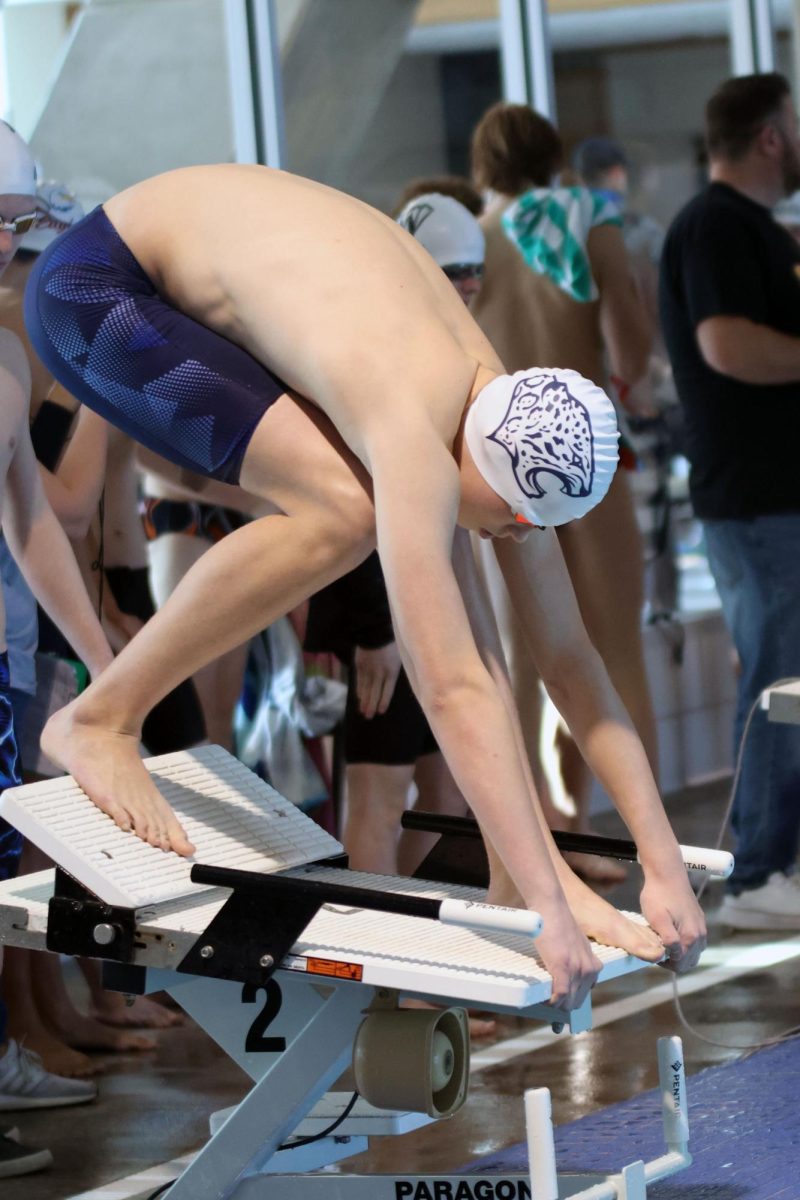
xmin=0 ymin=746 xmax=694 ymax=1199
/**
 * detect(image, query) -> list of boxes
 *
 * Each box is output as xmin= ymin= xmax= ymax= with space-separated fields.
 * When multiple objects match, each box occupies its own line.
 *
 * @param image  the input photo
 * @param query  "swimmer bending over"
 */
xmin=25 ymin=166 xmax=705 ymax=1009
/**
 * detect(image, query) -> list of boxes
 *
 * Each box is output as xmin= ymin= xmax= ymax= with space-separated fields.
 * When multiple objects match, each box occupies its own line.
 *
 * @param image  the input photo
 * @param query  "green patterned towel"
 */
xmin=501 ymin=186 xmax=622 ymax=302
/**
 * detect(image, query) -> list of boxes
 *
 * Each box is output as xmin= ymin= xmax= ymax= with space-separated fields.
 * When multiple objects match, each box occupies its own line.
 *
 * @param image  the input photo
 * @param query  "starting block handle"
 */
xmin=190 ymin=865 xmax=541 ymax=934
xmin=401 ymin=813 xmax=734 ymax=878
xmin=439 ymin=899 xmax=542 ymax=937
xmin=666 ymin=845 xmax=733 ymax=879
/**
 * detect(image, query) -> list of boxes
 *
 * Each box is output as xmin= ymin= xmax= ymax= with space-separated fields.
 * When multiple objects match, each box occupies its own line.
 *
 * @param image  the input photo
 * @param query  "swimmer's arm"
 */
xmin=493 ymin=531 xmax=680 ymax=868
xmin=371 ymin=429 xmax=603 ymax=1005
xmin=494 ymin=533 xmax=705 ymax=967
xmin=4 ymin=424 xmax=113 ymax=679
xmin=40 ymin=408 xmax=110 ymax=540
xmin=368 ymin=425 xmax=568 ymax=913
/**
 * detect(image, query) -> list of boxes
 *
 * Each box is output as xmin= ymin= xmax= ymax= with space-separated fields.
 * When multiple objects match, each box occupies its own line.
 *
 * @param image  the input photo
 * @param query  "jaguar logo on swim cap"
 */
xmin=465 ymin=368 xmax=619 ymax=527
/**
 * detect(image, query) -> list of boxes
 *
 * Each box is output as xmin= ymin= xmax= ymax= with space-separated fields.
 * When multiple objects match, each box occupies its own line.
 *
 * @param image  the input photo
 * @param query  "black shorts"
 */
xmin=344 ymin=661 xmax=438 ymax=767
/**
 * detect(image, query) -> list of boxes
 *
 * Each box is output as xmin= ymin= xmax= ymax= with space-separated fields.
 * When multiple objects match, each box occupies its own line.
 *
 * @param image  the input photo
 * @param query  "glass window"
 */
xmin=2 ymin=0 xmax=235 ymax=210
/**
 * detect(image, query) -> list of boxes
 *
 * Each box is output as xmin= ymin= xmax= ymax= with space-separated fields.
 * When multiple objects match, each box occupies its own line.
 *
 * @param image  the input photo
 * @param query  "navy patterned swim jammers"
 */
xmin=24 ymin=206 xmax=288 ymax=485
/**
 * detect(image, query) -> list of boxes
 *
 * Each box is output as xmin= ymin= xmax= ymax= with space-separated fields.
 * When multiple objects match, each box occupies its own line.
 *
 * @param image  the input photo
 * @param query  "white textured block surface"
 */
xmin=0 ymin=745 xmax=342 ymax=908
xmin=0 ymin=868 xmax=655 ymax=1008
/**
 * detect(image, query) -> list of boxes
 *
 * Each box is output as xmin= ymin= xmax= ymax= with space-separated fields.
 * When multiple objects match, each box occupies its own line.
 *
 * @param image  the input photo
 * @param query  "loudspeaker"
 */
xmin=353 ymin=1006 xmax=470 ymax=1118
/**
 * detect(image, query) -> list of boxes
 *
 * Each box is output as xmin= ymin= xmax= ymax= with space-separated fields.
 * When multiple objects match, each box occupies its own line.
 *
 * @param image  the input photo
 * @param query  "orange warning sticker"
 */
xmin=305 ymin=957 xmax=363 ymax=981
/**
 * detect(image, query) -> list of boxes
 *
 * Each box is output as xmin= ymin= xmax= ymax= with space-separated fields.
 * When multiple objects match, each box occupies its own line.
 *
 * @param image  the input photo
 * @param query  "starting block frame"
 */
xmin=0 ymin=747 xmax=695 ymax=1199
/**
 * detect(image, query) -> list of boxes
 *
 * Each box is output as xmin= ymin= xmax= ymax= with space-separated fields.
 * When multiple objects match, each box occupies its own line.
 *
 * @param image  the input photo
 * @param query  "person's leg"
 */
xmin=147 ymin=529 xmax=249 ymax=749
xmin=705 ymin=515 xmax=800 ymax=893
xmin=42 ymin=395 xmax=375 ymax=852
xmin=341 ymin=663 xmax=425 ymax=874
xmin=103 ymin=564 xmax=209 ymax=754
xmin=556 ymin=469 xmax=659 ymax=773
xmin=472 ymin=534 xmax=565 ymax=827
xmin=2 ymin=948 xmax=99 ymax=1078
xmin=552 ymin=470 xmax=655 ymax=884
xmin=343 ymin=764 xmax=415 ymax=874
xmin=397 ymin=751 xmax=467 ymax=877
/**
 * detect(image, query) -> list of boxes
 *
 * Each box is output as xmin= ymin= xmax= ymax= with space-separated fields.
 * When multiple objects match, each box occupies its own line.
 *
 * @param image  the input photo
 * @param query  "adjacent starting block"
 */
xmin=0 ymin=746 xmax=694 ymax=1199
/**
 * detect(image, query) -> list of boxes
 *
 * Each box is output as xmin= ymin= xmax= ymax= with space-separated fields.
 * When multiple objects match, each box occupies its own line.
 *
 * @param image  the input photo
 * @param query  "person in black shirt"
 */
xmin=660 ymin=72 xmax=800 ymax=928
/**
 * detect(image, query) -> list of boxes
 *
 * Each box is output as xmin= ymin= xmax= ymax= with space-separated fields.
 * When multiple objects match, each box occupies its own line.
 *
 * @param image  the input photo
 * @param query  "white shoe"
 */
xmin=718 ymin=872 xmax=800 ymax=931
xmin=0 ymin=1040 xmax=97 ymax=1111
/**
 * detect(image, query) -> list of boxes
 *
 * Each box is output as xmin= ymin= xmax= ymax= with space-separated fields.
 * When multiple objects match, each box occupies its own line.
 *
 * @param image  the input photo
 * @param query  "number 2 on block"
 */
xmin=242 ymin=980 xmax=287 ymax=1053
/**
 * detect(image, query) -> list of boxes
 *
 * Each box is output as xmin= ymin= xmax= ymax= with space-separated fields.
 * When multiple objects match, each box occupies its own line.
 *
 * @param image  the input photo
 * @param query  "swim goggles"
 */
xmin=0 ymin=211 xmax=43 ymax=235
xmin=443 ymin=262 xmax=484 ymax=284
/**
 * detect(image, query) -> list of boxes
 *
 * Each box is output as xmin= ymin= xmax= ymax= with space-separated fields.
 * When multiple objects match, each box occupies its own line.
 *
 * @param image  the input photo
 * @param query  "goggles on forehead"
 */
xmin=0 ymin=211 xmax=43 ymax=235
xmin=443 ymin=262 xmax=484 ymax=284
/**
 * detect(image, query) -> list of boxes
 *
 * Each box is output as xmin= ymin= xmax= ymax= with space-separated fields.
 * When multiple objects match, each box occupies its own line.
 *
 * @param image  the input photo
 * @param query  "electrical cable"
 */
xmin=672 ymin=677 xmax=800 ymax=1053
xmin=277 ymin=1090 xmax=360 ymax=1151
xmin=146 ymin=1179 xmax=175 ymax=1200
xmin=144 ymin=1090 xmax=361 ymax=1196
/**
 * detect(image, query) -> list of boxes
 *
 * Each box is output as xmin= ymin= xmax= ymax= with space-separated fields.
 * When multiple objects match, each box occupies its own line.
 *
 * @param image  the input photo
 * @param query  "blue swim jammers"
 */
xmin=24 ymin=206 xmax=288 ymax=485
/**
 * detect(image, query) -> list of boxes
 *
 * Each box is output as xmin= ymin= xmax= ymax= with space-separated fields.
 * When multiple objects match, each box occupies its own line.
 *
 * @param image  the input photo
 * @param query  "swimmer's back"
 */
xmin=105 ymin=166 xmax=501 ymax=454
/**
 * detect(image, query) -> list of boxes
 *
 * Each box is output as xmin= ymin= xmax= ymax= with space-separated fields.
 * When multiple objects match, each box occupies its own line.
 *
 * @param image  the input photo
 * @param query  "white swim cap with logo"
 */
xmin=465 ymin=368 xmax=619 ymax=526
xmin=0 ymin=121 xmax=36 ymax=196
xmin=396 ymin=193 xmax=485 ymax=268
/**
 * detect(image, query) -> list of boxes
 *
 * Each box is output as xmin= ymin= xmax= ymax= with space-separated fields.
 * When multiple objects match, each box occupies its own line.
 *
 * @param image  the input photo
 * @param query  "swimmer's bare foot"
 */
xmin=562 ymin=851 xmax=628 ymax=888
xmin=486 ymin=877 xmax=525 ymax=909
xmin=51 ymin=1010 xmax=157 ymax=1053
xmin=42 ymin=702 xmax=195 ymax=856
xmin=6 ymin=1028 xmax=102 ymax=1079
xmin=90 ymin=992 xmax=184 ymax=1030
xmin=557 ymin=865 xmax=664 ymax=963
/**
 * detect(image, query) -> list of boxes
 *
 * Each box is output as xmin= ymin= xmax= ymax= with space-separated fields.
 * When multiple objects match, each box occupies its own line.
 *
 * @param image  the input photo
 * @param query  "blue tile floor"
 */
xmin=465 ymin=1037 xmax=800 ymax=1197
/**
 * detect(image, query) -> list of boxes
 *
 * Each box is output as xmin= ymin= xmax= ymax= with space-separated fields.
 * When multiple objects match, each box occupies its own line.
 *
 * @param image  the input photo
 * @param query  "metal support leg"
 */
xmin=163 ymin=977 xmax=370 ymax=1200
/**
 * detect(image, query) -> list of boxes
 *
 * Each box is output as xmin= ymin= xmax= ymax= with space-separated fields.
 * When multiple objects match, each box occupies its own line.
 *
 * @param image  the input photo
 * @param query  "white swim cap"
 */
xmin=0 ymin=121 xmax=36 ymax=197
xmin=397 ymin=193 xmax=485 ymax=269
xmin=465 ymin=368 xmax=619 ymax=526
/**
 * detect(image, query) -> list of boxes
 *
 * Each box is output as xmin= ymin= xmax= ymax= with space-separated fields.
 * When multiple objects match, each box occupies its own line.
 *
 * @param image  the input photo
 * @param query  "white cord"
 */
xmin=673 ymin=678 xmax=800 ymax=1053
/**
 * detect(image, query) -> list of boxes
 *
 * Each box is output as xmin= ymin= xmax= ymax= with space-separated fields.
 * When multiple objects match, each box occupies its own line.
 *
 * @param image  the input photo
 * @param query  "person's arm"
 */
xmin=696 ymin=316 xmax=800 ymax=384
xmin=40 ymin=407 xmax=110 ymax=540
xmin=493 ymin=531 xmax=705 ymax=972
xmin=589 ymin=223 xmax=653 ymax=395
xmin=368 ymin=417 xmax=601 ymax=1010
xmin=675 ymin=202 xmax=795 ymax=386
xmin=345 ymin=552 xmax=400 ymax=718
xmin=4 ymin=422 xmax=113 ymax=679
